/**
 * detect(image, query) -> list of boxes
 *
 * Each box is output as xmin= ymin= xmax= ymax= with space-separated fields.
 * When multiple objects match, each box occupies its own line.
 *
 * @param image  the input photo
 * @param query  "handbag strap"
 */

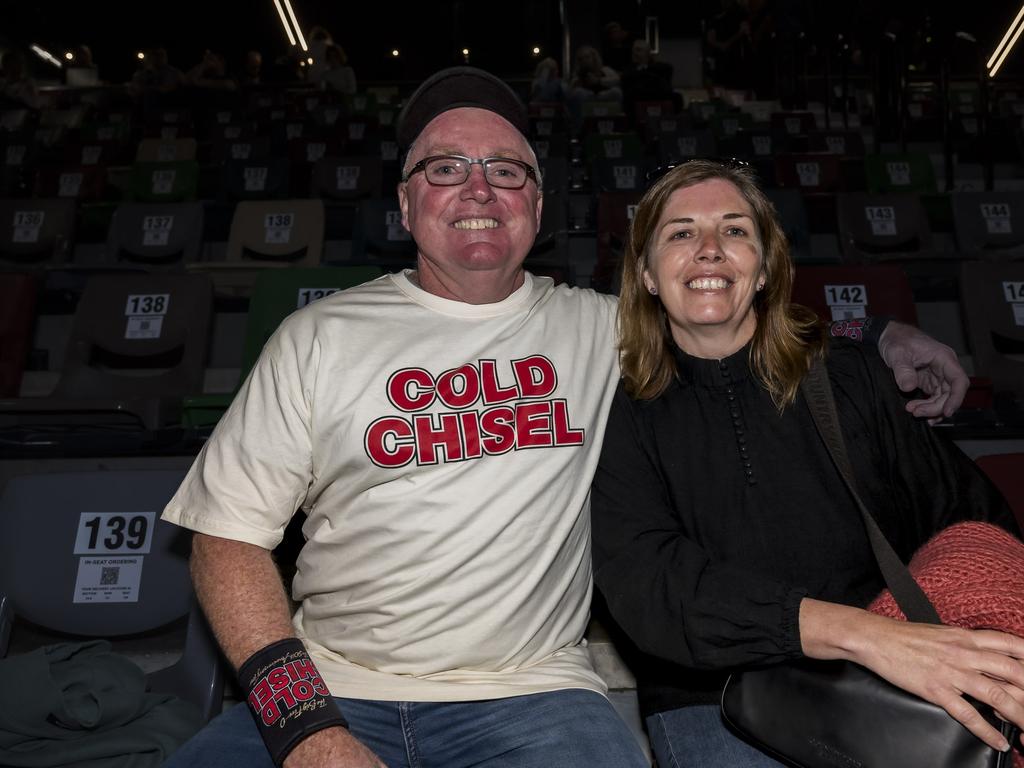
xmin=800 ymin=358 xmax=942 ymax=625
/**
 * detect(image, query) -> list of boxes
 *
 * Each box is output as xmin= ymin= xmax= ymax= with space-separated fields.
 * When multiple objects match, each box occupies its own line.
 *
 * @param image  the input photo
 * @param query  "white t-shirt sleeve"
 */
xmin=162 ymin=319 xmax=317 ymax=549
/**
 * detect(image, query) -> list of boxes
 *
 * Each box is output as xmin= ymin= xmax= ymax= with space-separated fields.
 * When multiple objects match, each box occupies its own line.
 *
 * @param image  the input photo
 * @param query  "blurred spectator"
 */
xmin=601 ymin=21 xmax=635 ymax=74
xmin=704 ymin=0 xmax=751 ymax=91
xmin=238 ymin=50 xmax=262 ymax=87
xmin=306 ymin=26 xmax=333 ymax=82
xmin=318 ymin=43 xmax=357 ymax=95
xmin=570 ymin=45 xmax=622 ymax=100
xmin=568 ymin=45 xmax=623 ymax=130
xmin=129 ymin=47 xmax=185 ymax=96
xmin=186 ymin=50 xmax=237 ymax=91
xmin=0 ymin=49 xmax=41 ymax=110
xmin=530 ymin=56 xmax=567 ymax=103
xmin=267 ymin=51 xmax=306 ymax=85
xmin=621 ymin=39 xmax=676 ymax=115
xmin=65 ymin=44 xmax=101 ymax=86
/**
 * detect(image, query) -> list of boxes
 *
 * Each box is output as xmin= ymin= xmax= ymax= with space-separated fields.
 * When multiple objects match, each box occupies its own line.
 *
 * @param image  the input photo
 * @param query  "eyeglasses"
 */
xmin=403 ymin=155 xmax=539 ymax=189
xmin=644 ymin=157 xmax=753 ymax=186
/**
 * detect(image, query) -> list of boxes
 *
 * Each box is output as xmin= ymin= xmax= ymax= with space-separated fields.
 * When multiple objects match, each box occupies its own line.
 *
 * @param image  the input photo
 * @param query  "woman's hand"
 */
xmin=800 ymin=599 xmax=1024 ymax=752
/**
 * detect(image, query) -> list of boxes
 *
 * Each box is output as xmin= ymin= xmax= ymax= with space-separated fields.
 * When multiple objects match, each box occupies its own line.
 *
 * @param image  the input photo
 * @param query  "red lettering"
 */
xmin=387 ymin=368 xmax=435 ymax=411
xmin=312 ymin=676 xmax=329 ymax=696
xmin=260 ymin=699 xmax=281 ymax=726
xmin=414 ymin=413 xmax=463 ymax=464
xmin=292 ymin=680 xmax=315 ymax=701
xmin=365 ymin=417 xmax=415 ymax=468
xmin=436 ymin=364 xmax=480 ymax=408
xmin=551 ymin=400 xmax=585 ymax=445
xmin=293 ymin=658 xmax=317 ymax=680
xmin=268 ymin=666 xmax=289 ymax=692
xmin=480 ymin=406 xmax=516 ymax=454
xmin=512 ymin=355 xmax=557 ymax=398
xmin=276 ymin=684 xmax=296 ymax=709
xmin=479 ymin=359 xmax=519 ymax=404
xmin=250 ymin=677 xmax=273 ymax=708
xmin=516 ymin=402 xmax=554 ymax=447
xmin=460 ymin=411 xmax=482 ymax=459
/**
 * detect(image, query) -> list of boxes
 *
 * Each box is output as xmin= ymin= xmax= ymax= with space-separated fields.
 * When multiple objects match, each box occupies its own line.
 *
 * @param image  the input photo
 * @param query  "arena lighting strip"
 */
xmin=272 ymin=0 xmax=297 ymax=47
xmin=988 ymin=3 xmax=1024 ymax=77
xmin=272 ymin=0 xmax=309 ymax=52
xmin=29 ymin=44 xmax=62 ymax=68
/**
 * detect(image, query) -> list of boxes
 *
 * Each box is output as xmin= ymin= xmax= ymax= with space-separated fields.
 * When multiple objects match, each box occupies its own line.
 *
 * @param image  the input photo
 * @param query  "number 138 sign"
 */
xmin=74 ymin=512 xmax=156 ymax=554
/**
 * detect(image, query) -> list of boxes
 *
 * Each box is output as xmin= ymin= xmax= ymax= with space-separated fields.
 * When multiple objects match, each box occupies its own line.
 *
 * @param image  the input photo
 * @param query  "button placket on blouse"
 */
xmin=719 ymin=360 xmax=755 ymax=485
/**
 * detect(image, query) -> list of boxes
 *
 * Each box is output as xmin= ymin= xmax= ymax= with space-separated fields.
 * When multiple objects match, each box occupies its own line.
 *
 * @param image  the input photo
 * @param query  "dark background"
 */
xmin=3 ymin=1 xmax=1023 ymax=85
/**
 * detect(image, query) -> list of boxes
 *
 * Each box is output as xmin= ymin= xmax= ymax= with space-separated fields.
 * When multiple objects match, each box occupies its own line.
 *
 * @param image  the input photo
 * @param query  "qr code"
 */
xmin=101 ymin=567 xmax=120 ymax=586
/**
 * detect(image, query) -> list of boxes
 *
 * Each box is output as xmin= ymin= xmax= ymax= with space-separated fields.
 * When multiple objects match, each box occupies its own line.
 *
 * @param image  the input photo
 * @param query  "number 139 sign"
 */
xmin=73 ymin=512 xmax=156 ymax=554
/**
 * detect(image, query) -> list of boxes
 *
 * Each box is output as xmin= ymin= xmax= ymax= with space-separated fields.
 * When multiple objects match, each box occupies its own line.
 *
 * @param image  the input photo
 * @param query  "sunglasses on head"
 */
xmin=644 ymin=157 xmax=754 ymax=186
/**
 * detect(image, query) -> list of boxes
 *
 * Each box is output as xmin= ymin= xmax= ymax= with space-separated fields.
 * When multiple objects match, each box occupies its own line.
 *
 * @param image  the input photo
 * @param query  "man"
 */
xmin=163 ymin=67 xmax=967 ymax=768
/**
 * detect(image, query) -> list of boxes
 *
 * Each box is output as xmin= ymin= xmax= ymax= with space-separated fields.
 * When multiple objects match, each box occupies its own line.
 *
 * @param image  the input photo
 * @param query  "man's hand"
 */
xmin=877 ymin=321 xmax=969 ymax=422
xmin=283 ymin=726 xmax=388 ymax=767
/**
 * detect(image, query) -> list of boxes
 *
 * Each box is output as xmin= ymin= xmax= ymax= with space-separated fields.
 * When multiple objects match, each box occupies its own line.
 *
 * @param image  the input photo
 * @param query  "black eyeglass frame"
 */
xmin=402 ymin=154 xmax=539 ymax=189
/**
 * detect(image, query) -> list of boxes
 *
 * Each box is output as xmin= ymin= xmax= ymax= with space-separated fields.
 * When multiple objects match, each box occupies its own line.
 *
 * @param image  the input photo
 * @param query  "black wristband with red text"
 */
xmin=828 ymin=315 xmax=891 ymax=345
xmin=238 ymin=638 xmax=348 ymax=766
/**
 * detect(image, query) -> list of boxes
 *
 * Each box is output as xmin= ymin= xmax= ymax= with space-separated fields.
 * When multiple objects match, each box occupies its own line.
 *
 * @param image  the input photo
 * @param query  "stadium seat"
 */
xmin=592 ymin=191 xmax=641 ymax=294
xmin=0 ymin=197 xmax=76 ymax=266
xmin=807 ymin=130 xmax=866 ymax=157
xmin=835 ymin=192 xmax=933 ymax=262
xmin=310 ymin=156 xmax=383 ymax=202
xmin=654 ymin=129 xmax=717 ymax=165
xmin=182 ymin=266 xmax=383 ymax=427
xmin=349 ymin=197 xmax=416 ymax=268
xmin=0 ymin=272 xmax=39 ymax=397
xmin=792 ymin=264 xmax=917 ymax=325
xmin=135 ymin=138 xmax=198 ymax=163
xmin=974 ymin=453 xmax=1024 ymax=532
xmin=0 ymin=272 xmax=214 ymax=431
xmin=582 ymin=132 xmax=646 ymax=164
xmin=222 ymin=156 xmax=291 ymax=201
xmin=591 ymin=157 xmax=647 ymax=194
xmin=33 ymin=165 xmax=108 ymax=201
xmin=864 ymin=152 xmax=937 ymax=195
xmin=951 ymin=190 xmax=1024 ymax=261
xmin=105 ymin=202 xmax=204 ymax=269
xmin=189 ymin=200 xmax=324 ymax=296
xmin=765 ymin=187 xmax=814 ymax=263
xmin=0 ymin=463 xmax=224 ymax=724
xmin=209 ymin=135 xmax=272 ymax=165
xmin=128 ymin=160 xmax=200 ymax=203
xmin=959 ymin=261 xmax=1024 ymax=405
xmin=709 ymin=111 xmax=754 ymax=141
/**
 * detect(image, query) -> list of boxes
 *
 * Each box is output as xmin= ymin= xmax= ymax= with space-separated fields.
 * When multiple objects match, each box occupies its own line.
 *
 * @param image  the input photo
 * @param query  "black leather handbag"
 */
xmin=720 ymin=360 xmax=1021 ymax=768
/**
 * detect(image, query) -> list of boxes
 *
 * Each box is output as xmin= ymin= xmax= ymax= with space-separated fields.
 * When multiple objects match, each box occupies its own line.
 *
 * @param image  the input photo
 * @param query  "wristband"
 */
xmin=238 ymin=638 xmax=349 ymax=766
xmin=828 ymin=315 xmax=890 ymax=344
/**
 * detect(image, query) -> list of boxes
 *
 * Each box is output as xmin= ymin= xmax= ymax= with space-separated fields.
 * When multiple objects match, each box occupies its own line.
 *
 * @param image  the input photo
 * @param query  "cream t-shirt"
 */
xmin=163 ymin=271 xmax=621 ymax=701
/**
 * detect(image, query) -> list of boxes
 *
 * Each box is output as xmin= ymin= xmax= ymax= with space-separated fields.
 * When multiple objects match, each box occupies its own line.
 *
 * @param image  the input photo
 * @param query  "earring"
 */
xmin=647 ymin=285 xmax=658 ymax=295
xmin=757 ymin=281 xmax=765 ymax=291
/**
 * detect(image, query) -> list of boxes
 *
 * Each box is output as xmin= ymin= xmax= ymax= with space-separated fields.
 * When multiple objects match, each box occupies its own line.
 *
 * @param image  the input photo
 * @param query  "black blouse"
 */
xmin=591 ymin=339 xmax=1017 ymax=716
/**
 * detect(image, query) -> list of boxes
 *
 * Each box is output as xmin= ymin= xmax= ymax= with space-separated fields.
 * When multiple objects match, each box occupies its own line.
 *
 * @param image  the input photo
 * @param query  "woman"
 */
xmin=591 ymin=160 xmax=1024 ymax=767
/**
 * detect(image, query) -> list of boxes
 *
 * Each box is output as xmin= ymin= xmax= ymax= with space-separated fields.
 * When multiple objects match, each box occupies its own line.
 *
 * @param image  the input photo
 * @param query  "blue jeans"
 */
xmin=646 ymin=705 xmax=785 ymax=768
xmin=164 ymin=689 xmax=649 ymax=767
